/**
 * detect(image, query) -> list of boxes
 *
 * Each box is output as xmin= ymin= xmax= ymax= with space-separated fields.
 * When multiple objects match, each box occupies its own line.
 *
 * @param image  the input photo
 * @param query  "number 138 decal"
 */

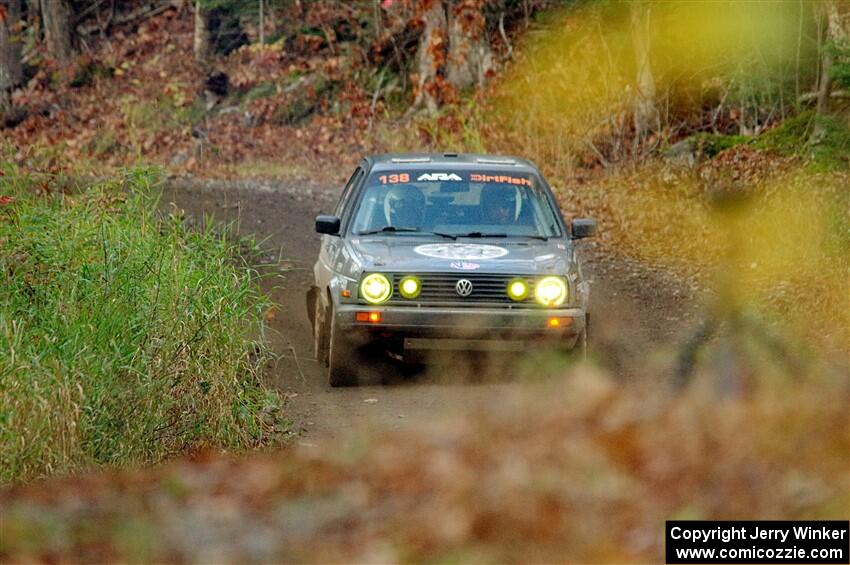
xmin=377 ymin=173 xmax=410 ymax=184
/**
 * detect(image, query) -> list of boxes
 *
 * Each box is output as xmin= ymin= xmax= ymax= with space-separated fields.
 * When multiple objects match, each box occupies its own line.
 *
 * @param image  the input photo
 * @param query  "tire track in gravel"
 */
xmin=163 ymin=177 xmax=698 ymax=446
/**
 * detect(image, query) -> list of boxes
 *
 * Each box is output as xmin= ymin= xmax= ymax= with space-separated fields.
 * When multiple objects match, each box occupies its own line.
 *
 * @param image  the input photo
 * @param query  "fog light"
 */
xmin=399 ymin=276 xmax=421 ymax=299
xmin=360 ymin=273 xmax=391 ymax=304
xmin=507 ymin=278 xmax=529 ymax=301
xmin=535 ymin=276 xmax=567 ymax=307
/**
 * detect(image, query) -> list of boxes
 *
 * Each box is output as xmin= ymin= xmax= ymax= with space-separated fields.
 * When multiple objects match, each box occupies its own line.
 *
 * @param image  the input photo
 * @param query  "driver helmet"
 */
xmin=384 ymin=184 xmax=426 ymax=228
xmin=480 ymin=183 xmax=520 ymax=224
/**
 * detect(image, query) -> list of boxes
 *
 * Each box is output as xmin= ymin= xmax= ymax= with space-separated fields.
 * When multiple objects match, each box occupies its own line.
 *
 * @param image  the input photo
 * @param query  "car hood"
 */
xmin=346 ymin=237 xmax=574 ymax=275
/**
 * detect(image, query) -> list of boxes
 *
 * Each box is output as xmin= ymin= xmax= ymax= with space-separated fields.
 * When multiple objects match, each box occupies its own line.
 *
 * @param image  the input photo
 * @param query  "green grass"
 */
xmin=753 ymin=110 xmax=816 ymax=154
xmin=0 ymin=166 xmax=284 ymax=483
xmin=754 ymin=110 xmax=850 ymax=170
xmin=672 ymin=111 xmax=850 ymax=170
xmin=691 ymin=132 xmax=749 ymax=157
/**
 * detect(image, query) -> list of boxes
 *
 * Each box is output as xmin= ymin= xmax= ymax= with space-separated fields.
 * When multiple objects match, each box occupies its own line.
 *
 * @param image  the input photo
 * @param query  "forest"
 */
xmin=1 ymin=0 xmax=848 ymax=562
xmin=1 ymin=0 xmax=846 ymax=175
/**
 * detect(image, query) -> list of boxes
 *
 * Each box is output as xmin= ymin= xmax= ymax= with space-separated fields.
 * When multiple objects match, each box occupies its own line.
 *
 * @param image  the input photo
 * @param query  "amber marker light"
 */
xmin=341 ymin=289 xmax=352 ymax=298
xmin=356 ymin=312 xmax=382 ymax=323
xmin=547 ymin=317 xmax=572 ymax=328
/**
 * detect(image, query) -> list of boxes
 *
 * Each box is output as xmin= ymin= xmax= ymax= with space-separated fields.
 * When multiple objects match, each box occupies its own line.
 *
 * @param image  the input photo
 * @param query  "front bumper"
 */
xmin=336 ymin=304 xmax=586 ymax=351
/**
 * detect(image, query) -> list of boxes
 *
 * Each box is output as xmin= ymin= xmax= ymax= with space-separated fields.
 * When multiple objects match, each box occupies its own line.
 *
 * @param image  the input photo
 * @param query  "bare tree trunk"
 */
xmin=0 ymin=9 xmax=12 ymax=116
xmin=812 ymin=0 xmax=849 ymax=141
xmin=27 ymin=0 xmax=42 ymax=42
xmin=814 ymin=3 xmax=836 ymax=125
xmin=42 ymin=0 xmax=74 ymax=66
xmin=410 ymin=0 xmax=447 ymax=115
xmin=795 ymin=0 xmax=804 ymax=102
xmin=373 ymin=0 xmax=381 ymax=37
xmin=1 ymin=0 xmax=23 ymax=117
xmin=258 ymin=0 xmax=264 ymax=46
xmin=446 ymin=1 xmax=494 ymax=91
xmin=409 ymin=0 xmax=495 ymax=115
xmin=630 ymin=0 xmax=659 ymax=146
xmin=194 ymin=0 xmax=212 ymax=67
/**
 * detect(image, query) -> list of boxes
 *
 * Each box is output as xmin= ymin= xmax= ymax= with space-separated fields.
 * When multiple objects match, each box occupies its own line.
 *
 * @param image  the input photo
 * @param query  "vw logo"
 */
xmin=455 ymin=279 xmax=473 ymax=297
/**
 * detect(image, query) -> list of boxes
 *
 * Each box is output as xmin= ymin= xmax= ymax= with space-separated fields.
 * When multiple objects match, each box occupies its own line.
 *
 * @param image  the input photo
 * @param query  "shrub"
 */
xmin=0 ymin=167 xmax=283 ymax=483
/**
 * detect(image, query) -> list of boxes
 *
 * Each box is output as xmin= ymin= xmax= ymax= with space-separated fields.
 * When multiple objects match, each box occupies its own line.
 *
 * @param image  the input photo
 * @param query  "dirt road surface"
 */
xmin=163 ymin=178 xmax=696 ymax=446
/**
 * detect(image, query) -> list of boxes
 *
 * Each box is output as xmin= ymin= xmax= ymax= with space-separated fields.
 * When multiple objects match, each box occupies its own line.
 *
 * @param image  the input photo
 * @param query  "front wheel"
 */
xmin=327 ymin=305 xmax=358 ymax=387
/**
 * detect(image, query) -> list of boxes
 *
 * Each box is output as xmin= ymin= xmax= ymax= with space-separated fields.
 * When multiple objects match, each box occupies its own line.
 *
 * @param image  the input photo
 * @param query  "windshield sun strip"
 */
xmin=348 ymin=170 xmax=564 ymax=239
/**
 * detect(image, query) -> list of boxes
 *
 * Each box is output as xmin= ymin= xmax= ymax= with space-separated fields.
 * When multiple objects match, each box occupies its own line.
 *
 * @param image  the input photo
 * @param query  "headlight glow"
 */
xmin=535 ymin=276 xmax=567 ymax=307
xmin=507 ymin=279 xmax=529 ymax=301
xmin=399 ymin=276 xmax=421 ymax=299
xmin=360 ymin=273 xmax=392 ymax=304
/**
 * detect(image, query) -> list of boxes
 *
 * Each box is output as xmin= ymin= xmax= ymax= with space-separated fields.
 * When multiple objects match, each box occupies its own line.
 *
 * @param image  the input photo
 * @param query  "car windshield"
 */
xmin=350 ymin=170 xmax=562 ymax=238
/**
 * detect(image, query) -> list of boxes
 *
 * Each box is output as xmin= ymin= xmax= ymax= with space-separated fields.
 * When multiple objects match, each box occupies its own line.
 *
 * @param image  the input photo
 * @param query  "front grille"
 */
xmin=386 ymin=273 xmax=540 ymax=307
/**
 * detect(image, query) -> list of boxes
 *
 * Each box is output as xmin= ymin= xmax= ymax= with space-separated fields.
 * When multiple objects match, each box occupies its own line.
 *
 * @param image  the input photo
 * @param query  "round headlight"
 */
xmin=507 ymin=278 xmax=529 ymax=301
xmin=399 ymin=276 xmax=421 ymax=299
xmin=360 ymin=273 xmax=391 ymax=304
xmin=535 ymin=276 xmax=567 ymax=307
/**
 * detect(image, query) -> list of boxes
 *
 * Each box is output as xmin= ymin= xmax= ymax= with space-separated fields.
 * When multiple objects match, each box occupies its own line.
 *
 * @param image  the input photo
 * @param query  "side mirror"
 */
xmin=315 ymin=215 xmax=341 ymax=235
xmin=571 ymin=218 xmax=597 ymax=239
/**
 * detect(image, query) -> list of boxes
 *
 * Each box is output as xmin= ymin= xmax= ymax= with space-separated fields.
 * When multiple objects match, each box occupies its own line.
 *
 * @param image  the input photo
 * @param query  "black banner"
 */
xmin=666 ymin=520 xmax=849 ymax=564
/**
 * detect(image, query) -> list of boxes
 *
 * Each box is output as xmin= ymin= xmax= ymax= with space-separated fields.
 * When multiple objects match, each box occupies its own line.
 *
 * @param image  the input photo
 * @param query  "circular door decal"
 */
xmin=413 ymin=243 xmax=508 ymax=260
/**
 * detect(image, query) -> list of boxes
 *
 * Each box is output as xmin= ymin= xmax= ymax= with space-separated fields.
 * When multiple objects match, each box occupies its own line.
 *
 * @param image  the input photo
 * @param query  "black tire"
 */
xmin=327 ymin=305 xmax=358 ymax=387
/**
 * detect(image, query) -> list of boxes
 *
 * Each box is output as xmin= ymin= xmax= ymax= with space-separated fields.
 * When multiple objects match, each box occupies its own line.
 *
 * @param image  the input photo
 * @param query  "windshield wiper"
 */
xmin=457 ymin=232 xmax=508 ymax=238
xmin=358 ymin=226 xmax=419 ymax=235
xmin=456 ymin=232 xmax=549 ymax=241
xmin=430 ymin=231 xmax=458 ymax=240
xmin=357 ymin=226 xmax=457 ymax=239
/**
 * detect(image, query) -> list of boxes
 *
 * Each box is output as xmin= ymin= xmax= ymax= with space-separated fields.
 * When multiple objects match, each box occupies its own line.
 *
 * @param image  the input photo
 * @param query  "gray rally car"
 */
xmin=308 ymin=153 xmax=596 ymax=386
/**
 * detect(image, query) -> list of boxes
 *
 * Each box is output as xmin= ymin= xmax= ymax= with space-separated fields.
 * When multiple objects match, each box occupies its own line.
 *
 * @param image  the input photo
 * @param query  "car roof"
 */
xmin=365 ymin=153 xmax=540 ymax=174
